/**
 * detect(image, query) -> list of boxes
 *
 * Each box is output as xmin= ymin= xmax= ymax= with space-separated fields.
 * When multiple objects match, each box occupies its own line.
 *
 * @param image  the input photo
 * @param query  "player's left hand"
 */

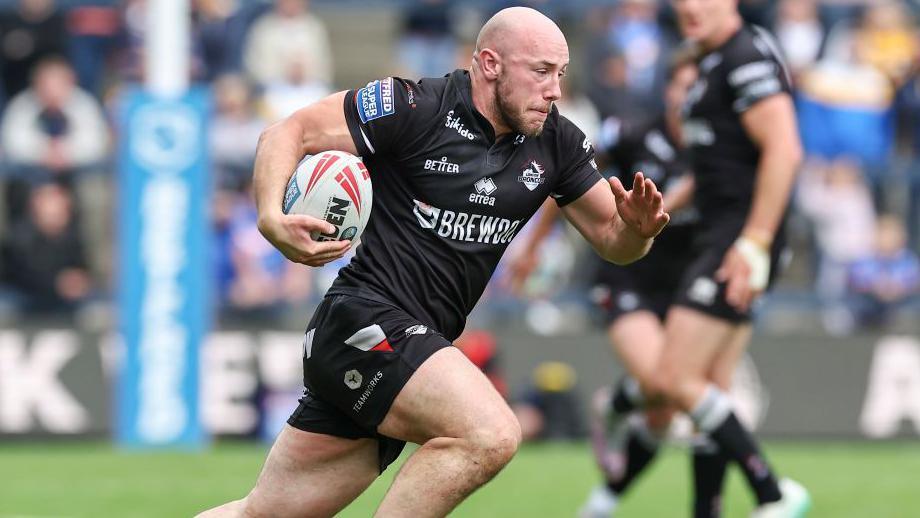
xmin=716 ymin=236 xmax=770 ymax=312
xmin=609 ymin=172 xmax=670 ymax=239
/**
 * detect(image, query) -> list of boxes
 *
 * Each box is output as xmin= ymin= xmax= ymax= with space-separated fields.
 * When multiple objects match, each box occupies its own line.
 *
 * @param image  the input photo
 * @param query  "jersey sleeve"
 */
xmin=551 ymin=116 xmax=604 ymax=207
xmin=725 ymin=27 xmax=793 ymax=114
xmin=343 ymin=77 xmax=423 ymax=158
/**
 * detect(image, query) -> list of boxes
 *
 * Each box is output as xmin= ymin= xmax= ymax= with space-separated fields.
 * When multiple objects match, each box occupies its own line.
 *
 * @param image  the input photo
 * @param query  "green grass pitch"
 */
xmin=1 ymin=441 xmax=918 ymax=517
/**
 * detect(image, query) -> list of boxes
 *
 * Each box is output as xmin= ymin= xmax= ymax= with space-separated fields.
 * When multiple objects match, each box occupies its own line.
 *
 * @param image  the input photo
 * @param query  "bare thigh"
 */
xmin=378 ymin=346 xmax=519 ymax=444
xmin=608 ymin=310 xmax=666 ymax=393
xmin=708 ymin=324 xmax=752 ymax=390
xmin=658 ymin=306 xmax=739 ymax=410
xmin=243 ymin=425 xmax=380 ymax=518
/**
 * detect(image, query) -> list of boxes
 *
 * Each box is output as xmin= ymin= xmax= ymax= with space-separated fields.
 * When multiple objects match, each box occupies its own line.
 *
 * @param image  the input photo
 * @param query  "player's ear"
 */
xmin=477 ymin=48 xmax=502 ymax=80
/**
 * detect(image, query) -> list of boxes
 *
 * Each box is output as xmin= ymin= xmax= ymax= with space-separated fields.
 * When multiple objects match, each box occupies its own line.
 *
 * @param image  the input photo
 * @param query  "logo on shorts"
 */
xmin=405 ymin=324 xmax=428 ymax=336
xmin=353 ymin=371 xmax=384 ymax=413
xmin=617 ymin=292 xmax=640 ymax=312
xmin=688 ymin=276 xmax=718 ymax=306
xmin=518 ymin=160 xmax=546 ymax=191
xmin=344 ymin=370 xmax=363 ymax=390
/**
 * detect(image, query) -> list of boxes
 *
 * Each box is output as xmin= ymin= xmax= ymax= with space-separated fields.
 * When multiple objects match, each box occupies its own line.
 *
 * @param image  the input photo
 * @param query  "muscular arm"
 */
xmin=254 ymin=91 xmax=358 ymax=265
xmin=738 ymin=94 xmax=802 ymax=247
xmin=717 ymin=93 xmax=802 ymax=310
xmin=561 ymin=173 xmax=669 ymax=265
xmin=254 ymin=91 xmax=357 ymax=228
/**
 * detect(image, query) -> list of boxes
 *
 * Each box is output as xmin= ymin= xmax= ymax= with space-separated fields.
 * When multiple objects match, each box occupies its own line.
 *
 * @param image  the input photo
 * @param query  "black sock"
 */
xmin=606 ymin=416 xmax=660 ymax=495
xmin=691 ymin=386 xmax=781 ymax=505
xmin=611 ymin=376 xmax=644 ymax=415
xmin=692 ymin=437 xmax=729 ymax=518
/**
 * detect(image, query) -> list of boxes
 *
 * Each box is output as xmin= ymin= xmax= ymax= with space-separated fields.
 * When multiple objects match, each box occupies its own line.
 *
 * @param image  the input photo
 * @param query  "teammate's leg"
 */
xmin=690 ymin=324 xmax=749 ymax=518
xmin=657 ymin=306 xmax=782 ymax=507
xmin=604 ymin=311 xmax=667 ymax=420
xmin=196 ymin=426 xmax=380 ymax=517
xmin=609 ymin=311 xmax=667 ymax=397
xmin=374 ymin=346 xmax=521 ymax=517
xmin=604 ymin=312 xmax=670 ymax=491
xmin=581 ymin=311 xmax=671 ymax=517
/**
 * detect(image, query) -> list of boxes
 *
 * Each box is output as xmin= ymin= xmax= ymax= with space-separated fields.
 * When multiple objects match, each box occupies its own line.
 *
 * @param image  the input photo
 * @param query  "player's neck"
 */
xmin=699 ymin=14 xmax=743 ymax=52
xmin=470 ymin=72 xmax=512 ymax=138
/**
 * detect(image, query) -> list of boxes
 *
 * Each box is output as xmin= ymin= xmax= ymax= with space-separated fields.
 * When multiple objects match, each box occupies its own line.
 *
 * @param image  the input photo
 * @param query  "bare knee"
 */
xmin=470 ymin=424 xmax=521 ymax=479
xmin=434 ymin=415 xmax=521 ymax=480
xmin=479 ymin=418 xmax=522 ymax=468
xmin=645 ymin=405 xmax=676 ymax=431
xmin=654 ymin=365 xmax=701 ymax=411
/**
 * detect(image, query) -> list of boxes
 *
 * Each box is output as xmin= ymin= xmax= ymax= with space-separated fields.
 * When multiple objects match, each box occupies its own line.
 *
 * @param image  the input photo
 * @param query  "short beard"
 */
xmin=495 ymin=74 xmax=544 ymax=138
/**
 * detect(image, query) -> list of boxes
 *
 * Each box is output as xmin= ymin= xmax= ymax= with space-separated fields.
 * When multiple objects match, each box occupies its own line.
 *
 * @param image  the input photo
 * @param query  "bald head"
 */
xmin=475 ymin=7 xmax=567 ymax=57
xmin=469 ymin=7 xmax=569 ymax=139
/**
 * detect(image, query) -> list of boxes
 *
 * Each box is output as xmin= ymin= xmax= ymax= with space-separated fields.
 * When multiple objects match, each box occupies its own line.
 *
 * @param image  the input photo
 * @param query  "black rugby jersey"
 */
xmin=682 ymin=25 xmax=792 ymax=222
xmin=328 ymin=70 xmax=602 ymax=340
xmin=594 ymin=115 xmax=696 ymax=290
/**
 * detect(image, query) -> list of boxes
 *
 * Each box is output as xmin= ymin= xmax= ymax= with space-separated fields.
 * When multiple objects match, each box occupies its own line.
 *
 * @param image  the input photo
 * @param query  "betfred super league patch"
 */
xmin=356 ymin=77 xmax=396 ymax=123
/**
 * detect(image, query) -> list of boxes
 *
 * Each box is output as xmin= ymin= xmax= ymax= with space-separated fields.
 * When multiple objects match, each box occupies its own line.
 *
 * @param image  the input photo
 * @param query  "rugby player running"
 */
xmin=510 ymin=51 xmax=699 ymax=517
xmin=601 ymin=0 xmax=811 ymax=516
xmin=197 ymin=7 xmax=669 ymax=518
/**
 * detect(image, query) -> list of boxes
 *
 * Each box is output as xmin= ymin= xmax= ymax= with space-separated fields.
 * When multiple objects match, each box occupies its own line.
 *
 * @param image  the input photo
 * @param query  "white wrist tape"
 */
xmin=734 ymin=236 xmax=770 ymax=290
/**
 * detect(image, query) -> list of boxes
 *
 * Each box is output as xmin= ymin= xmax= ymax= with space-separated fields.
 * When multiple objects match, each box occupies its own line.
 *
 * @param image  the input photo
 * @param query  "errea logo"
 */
xmin=470 ymin=177 xmax=497 ymax=206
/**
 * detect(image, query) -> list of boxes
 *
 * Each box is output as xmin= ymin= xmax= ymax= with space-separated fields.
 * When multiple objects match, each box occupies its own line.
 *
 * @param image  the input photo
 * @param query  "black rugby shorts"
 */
xmin=591 ymin=257 xmax=687 ymax=326
xmin=593 ymin=279 xmax=673 ymax=325
xmin=287 ymin=294 xmax=451 ymax=472
xmin=672 ymin=221 xmax=785 ymax=322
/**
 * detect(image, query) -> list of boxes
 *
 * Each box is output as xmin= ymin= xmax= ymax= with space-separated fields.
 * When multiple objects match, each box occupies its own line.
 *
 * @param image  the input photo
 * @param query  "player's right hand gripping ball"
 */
xmin=283 ymin=151 xmax=373 ymax=242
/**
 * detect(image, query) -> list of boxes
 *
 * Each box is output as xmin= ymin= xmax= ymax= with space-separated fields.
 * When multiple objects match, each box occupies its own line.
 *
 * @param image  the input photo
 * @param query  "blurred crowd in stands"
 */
xmin=0 ymin=0 xmax=918 ymax=337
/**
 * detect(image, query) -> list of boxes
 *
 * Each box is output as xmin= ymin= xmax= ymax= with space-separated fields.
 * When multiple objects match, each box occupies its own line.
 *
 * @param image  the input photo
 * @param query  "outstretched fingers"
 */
xmin=609 ymin=176 xmax=628 ymax=204
xmin=632 ymin=172 xmax=646 ymax=198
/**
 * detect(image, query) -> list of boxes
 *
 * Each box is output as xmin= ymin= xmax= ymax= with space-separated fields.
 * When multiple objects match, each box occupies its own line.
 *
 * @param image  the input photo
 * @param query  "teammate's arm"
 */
xmin=254 ymin=91 xmax=356 ymax=266
xmin=561 ymin=172 xmax=670 ymax=265
xmin=662 ymin=174 xmax=695 ymax=214
xmin=716 ymin=93 xmax=802 ymax=310
xmin=507 ymin=200 xmax=561 ymax=293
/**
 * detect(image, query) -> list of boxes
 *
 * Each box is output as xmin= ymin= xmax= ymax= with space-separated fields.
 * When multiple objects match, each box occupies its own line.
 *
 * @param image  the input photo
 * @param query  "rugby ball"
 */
xmin=282 ymin=151 xmax=373 ymax=242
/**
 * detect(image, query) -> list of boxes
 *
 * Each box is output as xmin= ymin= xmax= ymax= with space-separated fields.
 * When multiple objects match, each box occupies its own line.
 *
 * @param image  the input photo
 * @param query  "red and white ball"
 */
xmin=282 ymin=151 xmax=373 ymax=242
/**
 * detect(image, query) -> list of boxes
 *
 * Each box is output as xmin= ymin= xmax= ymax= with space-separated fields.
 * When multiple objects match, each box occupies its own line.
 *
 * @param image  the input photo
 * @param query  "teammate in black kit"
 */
xmin=603 ymin=1 xmax=811 ymax=517
xmin=198 ymin=7 xmax=669 ymax=518
xmin=511 ymin=52 xmax=699 ymax=517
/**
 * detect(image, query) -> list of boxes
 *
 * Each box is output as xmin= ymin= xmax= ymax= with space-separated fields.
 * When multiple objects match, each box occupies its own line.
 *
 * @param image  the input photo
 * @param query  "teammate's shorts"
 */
xmin=287 ymin=294 xmax=452 ymax=472
xmin=590 ymin=253 xmax=689 ymax=326
xmin=593 ymin=280 xmax=674 ymax=325
xmin=672 ymin=220 xmax=786 ymax=322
